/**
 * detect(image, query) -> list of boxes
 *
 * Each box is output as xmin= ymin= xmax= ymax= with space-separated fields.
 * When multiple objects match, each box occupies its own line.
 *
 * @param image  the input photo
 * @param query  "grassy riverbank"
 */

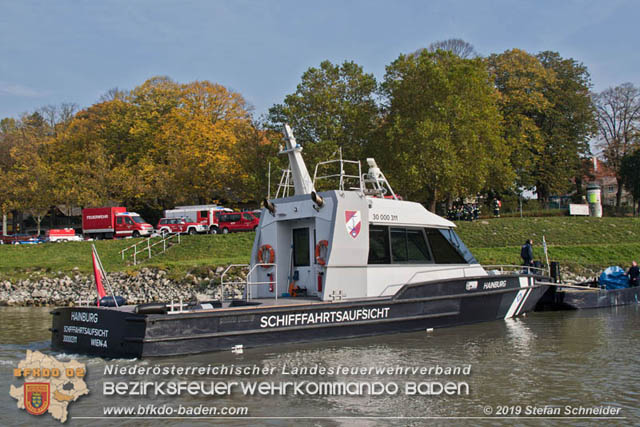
xmin=1 ymin=216 xmax=639 ymax=279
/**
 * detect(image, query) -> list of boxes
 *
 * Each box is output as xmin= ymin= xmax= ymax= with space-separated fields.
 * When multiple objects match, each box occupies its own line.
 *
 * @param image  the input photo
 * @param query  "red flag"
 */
xmin=92 ymin=250 xmax=107 ymax=305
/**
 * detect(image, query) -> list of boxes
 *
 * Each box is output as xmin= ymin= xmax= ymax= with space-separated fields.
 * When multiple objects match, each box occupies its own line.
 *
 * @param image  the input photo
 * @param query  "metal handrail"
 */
xmin=377 ymin=264 xmax=485 ymax=296
xmin=220 ymin=263 xmax=276 ymax=302
xmin=313 ymin=157 xmax=363 ymax=192
xmin=120 ymin=232 xmax=181 ymax=265
xmin=484 ymin=264 xmax=548 ymax=275
xmin=247 ymin=263 xmax=277 ymax=301
xmin=377 ymin=264 xmax=548 ymax=297
xmin=220 ymin=264 xmax=249 ymax=301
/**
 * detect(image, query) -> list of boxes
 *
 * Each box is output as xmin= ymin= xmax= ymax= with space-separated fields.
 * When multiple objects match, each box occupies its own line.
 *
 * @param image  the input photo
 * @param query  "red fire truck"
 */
xmin=163 ymin=205 xmax=230 ymax=234
xmin=82 ymin=207 xmax=153 ymax=239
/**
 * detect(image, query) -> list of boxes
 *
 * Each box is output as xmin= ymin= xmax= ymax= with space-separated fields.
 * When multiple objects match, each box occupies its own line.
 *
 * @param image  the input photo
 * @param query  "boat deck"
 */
xmin=249 ymin=297 xmax=324 ymax=306
xmin=90 ymin=295 xmax=395 ymax=314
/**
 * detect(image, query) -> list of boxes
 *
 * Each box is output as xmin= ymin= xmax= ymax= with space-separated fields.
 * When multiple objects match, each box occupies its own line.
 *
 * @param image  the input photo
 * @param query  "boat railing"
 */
xmin=247 ymin=263 xmax=277 ymax=301
xmin=219 ymin=263 xmax=277 ymax=302
xmin=313 ymin=155 xmax=363 ymax=192
xmin=377 ymin=265 xmax=484 ymax=296
xmin=484 ymin=264 xmax=548 ymax=276
xmin=377 ymin=264 xmax=546 ymax=296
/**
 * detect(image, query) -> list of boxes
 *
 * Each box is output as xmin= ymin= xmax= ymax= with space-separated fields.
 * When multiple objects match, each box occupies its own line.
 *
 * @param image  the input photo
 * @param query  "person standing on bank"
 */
xmin=521 ymin=239 xmax=534 ymax=272
xmin=627 ymin=261 xmax=639 ymax=287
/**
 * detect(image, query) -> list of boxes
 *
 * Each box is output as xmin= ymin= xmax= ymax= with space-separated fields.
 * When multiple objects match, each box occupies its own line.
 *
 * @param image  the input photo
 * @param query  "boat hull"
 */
xmin=51 ymin=274 xmax=549 ymax=358
xmin=536 ymin=285 xmax=640 ymax=310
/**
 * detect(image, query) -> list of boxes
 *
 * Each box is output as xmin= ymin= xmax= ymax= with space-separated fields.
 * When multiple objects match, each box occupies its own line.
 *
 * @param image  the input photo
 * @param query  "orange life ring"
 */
xmin=258 ymin=244 xmax=275 ymax=266
xmin=315 ymin=240 xmax=329 ymax=265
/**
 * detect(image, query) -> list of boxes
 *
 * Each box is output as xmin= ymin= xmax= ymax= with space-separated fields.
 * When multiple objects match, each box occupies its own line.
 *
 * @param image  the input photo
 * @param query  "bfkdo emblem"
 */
xmin=345 ymin=210 xmax=361 ymax=238
xmin=24 ymin=383 xmax=50 ymax=416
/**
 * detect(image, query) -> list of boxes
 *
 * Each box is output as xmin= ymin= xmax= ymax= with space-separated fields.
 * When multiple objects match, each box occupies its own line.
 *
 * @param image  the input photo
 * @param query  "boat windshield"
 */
xmin=436 ymin=228 xmax=478 ymax=264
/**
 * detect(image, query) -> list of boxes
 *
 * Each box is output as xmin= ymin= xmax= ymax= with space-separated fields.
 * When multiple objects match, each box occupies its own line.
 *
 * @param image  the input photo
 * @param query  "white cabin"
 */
xmin=249 ymin=126 xmax=486 ymax=301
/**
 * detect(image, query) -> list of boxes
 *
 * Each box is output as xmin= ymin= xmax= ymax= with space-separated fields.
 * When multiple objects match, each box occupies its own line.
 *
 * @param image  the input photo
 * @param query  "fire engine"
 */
xmin=163 ymin=205 xmax=231 ymax=234
xmin=82 ymin=207 xmax=153 ymax=239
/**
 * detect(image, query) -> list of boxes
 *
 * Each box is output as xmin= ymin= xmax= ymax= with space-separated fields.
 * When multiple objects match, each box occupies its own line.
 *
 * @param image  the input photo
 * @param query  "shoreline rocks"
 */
xmin=0 ymin=265 xmax=606 ymax=307
xmin=0 ymin=267 xmax=248 ymax=307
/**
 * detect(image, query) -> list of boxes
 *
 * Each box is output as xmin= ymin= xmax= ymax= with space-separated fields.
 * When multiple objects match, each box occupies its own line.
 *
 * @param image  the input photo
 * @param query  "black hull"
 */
xmin=536 ymin=285 xmax=640 ymax=311
xmin=51 ymin=274 xmax=549 ymax=358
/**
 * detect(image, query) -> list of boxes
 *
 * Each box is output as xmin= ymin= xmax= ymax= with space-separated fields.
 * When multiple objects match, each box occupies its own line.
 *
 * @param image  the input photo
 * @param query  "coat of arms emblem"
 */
xmin=24 ymin=383 xmax=50 ymax=416
xmin=345 ymin=210 xmax=361 ymax=238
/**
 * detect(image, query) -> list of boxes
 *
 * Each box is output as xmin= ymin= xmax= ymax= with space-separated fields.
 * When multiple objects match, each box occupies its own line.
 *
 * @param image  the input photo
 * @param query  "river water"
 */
xmin=1 ymin=305 xmax=639 ymax=426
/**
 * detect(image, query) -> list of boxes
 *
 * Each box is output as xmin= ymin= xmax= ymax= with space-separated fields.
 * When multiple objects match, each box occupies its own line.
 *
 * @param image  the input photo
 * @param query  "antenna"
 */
xmin=280 ymin=124 xmax=315 ymax=195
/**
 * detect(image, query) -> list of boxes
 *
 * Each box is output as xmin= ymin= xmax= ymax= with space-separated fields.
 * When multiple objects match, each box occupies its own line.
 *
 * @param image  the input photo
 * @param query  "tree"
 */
xmin=620 ymin=149 xmax=640 ymax=214
xmin=234 ymin=123 xmax=281 ymax=202
xmin=155 ymin=80 xmax=255 ymax=205
xmin=9 ymin=146 xmax=57 ymax=235
xmin=487 ymin=49 xmax=556 ymax=190
xmin=427 ymin=38 xmax=478 ymax=59
xmin=380 ymin=50 xmax=511 ymax=211
xmin=533 ymin=51 xmax=596 ymax=204
xmin=50 ymin=104 xmax=129 ymax=208
xmin=3 ymin=112 xmax=58 ymax=235
xmin=593 ymin=83 xmax=640 ymax=207
xmin=0 ymin=118 xmax=19 ymax=234
xmin=267 ymin=60 xmax=379 ymax=169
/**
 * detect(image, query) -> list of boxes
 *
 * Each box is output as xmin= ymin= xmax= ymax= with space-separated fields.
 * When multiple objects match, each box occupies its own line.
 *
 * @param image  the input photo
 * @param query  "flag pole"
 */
xmin=542 ymin=235 xmax=550 ymax=276
xmin=92 ymin=244 xmax=119 ymax=307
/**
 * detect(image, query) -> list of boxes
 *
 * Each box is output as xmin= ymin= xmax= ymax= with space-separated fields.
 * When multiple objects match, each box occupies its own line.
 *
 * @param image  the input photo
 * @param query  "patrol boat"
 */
xmin=51 ymin=125 xmax=551 ymax=358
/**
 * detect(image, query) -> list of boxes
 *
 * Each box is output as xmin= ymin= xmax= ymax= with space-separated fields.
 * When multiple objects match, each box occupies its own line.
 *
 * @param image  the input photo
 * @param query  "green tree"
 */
xmin=534 ymin=51 xmax=596 ymax=204
xmin=487 ymin=49 xmax=555 ymax=190
xmin=267 ymin=60 xmax=379 ymax=169
xmin=620 ymin=149 xmax=640 ymax=214
xmin=380 ymin=50 xmax=510 ymax=210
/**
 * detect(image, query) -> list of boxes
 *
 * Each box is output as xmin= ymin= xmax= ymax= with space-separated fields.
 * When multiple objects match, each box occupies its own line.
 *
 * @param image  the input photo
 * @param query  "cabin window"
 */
xmin=425 ymin=228 xmax=472 ymax=264
xmin=369 ymin=226 xmax=432 ymax=264
xmin=406 ymin=229 xmax=432 ymax=262
xmin=199 ymin=210 xmax=208 ymax=219
xmin=116 ymin=217 xmax=123 ymax=225
xmin=390 ymin=228 xmax=408 ymax=262
xmin=368 ymin=225 xmax=390 ymax=264
xmin=293 ymin=228 xmax=310 ymax=267
xmin=390 ymin=228 xmax=432 ymax=263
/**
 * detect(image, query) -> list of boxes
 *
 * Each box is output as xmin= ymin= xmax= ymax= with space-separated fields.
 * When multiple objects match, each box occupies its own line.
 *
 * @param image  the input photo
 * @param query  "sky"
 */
xmin=1 ymin=0 xmax=639 ymax=120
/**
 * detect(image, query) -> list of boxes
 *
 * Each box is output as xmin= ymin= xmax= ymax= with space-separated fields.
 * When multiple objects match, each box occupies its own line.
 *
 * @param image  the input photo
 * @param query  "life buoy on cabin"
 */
xmin=258 ymin=244 xmax=275 ymax=266
xmin=315 ymin=240 xmax=329 ymax=266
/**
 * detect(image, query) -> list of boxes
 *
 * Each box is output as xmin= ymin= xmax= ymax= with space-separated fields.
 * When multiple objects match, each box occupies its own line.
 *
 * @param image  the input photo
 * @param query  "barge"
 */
xmin=536 ymin=284 xmax=640 ymax=310
xmin=51 ymin=125 xmax=551 ymax=358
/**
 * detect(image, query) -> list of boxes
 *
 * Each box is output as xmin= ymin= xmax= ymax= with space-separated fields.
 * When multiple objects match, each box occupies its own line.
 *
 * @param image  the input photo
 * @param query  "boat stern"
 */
xmin=51 ymin=306 xmax=146 ymax=358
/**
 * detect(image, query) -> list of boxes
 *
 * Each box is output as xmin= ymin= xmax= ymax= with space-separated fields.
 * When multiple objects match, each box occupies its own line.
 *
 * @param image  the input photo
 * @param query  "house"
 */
xmin=586 ymin=157 xmax=632 ymax=206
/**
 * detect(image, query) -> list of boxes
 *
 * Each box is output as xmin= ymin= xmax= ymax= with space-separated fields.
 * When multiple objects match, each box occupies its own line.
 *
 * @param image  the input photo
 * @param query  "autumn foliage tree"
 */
xmin=46 ymin=77 xmax=259 ymax=215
